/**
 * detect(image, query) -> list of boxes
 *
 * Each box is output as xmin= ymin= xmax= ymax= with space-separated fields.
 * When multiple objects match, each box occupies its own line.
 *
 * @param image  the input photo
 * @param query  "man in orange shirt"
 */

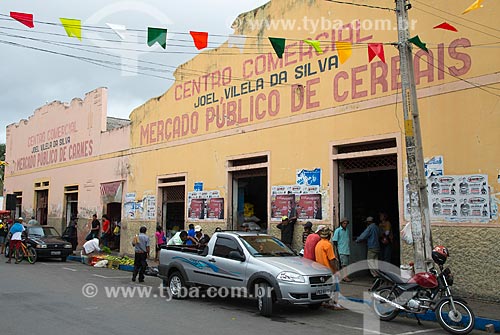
xmin=315 ymin=227 xmax=344 ymax=310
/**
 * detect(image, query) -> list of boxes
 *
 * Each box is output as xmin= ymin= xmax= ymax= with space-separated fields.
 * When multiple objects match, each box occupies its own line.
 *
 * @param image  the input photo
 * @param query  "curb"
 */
xmin=343 ymin=297 xmax=500 ymax=333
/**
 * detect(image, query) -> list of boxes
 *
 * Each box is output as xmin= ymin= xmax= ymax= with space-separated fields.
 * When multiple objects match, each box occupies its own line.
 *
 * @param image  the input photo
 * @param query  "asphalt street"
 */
xmin=0 ymin=260 xmax=489 ymax=335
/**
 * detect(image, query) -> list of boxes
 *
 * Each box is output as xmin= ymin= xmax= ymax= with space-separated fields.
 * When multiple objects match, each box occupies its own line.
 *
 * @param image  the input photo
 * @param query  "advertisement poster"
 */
xmin=271 ymin=194 xmax=296 ymax=219
xmin=296 ymin=194 xmax=322 ymax=220
xmin=207 ymin=198 xmax=224 ymax=220
xmin=424 ymin=156 xmax=444 ymax=177
xmin=296 ymin=168 xmax=321 ymax=186
xmin=188 ymin=198 xmax=205 ymax=219
xmin=405 ymin=174 xmax=490 ymax=220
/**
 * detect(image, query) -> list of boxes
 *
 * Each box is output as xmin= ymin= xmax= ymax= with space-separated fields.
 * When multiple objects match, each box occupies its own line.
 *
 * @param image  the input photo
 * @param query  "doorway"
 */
xmin=35 ymin=189 xmax=48 ymax=225
xmin=158 ymin=176 xmax=186 ymax=235
xmin=228 ymin=154 xmax=269 ymax=232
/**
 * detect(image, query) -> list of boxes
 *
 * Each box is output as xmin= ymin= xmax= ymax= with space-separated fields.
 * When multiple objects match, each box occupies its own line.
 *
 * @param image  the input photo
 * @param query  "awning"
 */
xmin=100 ymin=181 xmax=123 ymax=203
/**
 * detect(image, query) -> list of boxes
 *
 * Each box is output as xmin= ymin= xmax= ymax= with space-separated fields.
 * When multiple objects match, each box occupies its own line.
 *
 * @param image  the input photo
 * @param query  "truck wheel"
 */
xmin=257 ymin=282 xmax=273 ymax=317
xmin=168 ymin=271 xmax=187 ymax=300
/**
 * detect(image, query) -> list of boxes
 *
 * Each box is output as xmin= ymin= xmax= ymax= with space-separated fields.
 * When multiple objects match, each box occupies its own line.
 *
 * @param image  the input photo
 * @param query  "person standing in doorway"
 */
xmin=90 ymin=214 xmax=100 ymax=240
xmin=333 ymin=218 xmax=352 ymax=282
xmin=277 ymin=216 xmax=297 ymax=249
xmin=378 ymin=212 xmax=393 ymax=264
xmin=101 ymin=215 xmax=111 ymax=247
xmin=132 ymin=226 xmax=150 ymax=283
xmin=67 ymin=215 xmax=79 ymax=252
xmin=356 ymin=216 xmax=380 ymax=278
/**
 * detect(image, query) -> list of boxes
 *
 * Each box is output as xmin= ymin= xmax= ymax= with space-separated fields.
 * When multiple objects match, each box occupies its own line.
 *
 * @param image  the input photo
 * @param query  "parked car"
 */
xmin=4 ymin=225 xmax=73 ymax=261
xmin=158 ymin=231 xmax=334 ymax=316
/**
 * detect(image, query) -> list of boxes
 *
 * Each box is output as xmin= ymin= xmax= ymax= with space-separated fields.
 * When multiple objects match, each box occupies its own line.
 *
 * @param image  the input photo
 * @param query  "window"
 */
xmin=213 ymin=237 xmax=240 ymax=258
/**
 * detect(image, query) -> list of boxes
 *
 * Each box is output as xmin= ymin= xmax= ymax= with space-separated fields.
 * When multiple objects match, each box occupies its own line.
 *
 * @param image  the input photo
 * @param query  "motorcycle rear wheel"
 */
xmin=372 ymin=287 xmax=400 ymax=321
xmin=435 ymin=298 xmax=475 ymax=335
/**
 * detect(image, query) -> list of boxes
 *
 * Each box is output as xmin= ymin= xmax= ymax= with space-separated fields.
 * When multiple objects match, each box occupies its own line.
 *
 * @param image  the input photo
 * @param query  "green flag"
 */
xmin=408 ymin=35 xmax=428 ymax=53
xmin=304 ymin=40 xmax=323 ymax=54
xmin=269 ymin=37 xmax=286 ymax=59
xmin=148 ymin=27 xmax=167 ymax=49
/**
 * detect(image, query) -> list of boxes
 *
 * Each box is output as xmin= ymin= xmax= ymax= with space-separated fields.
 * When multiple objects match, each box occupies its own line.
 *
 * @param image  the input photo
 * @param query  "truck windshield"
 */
xmin=240 ymin=236 xmax=295 ymax=257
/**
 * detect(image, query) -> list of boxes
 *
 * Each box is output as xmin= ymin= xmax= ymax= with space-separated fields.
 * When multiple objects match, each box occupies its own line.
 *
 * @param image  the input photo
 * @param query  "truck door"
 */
xmin=198 ymin=236 xmax=246 ymax=288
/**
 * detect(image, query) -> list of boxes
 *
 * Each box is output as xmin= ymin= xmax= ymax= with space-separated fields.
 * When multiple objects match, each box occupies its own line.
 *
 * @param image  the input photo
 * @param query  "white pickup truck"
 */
xmin=158 ymin=231 xmax=334 ymax=316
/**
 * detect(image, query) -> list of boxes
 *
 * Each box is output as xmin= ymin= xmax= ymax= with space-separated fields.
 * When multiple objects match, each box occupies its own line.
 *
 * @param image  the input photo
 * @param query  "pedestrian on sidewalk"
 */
xmin=356 ymin=216 xmax=380 ymax=278
xmin=333 ymin=218 xmax=352 ymax=282
xmin=277 ymin=216 xmax=297 ymax=249
xmin=101 ymin=214 xmax=111 ymax=247
xmin=132 ymin=226 xmax=150 ymax=283
xmin=87 ymin=214 xmax=100 ymax=240
xmin=303 ymin=225 xmax=325 ymax=261
xmin=315 ymin=227 xmax=344 ymax=310
xmin=67 ymin=215 xmax=78 ymax=252
xmin=155 ymin=225 xmax=166 ymax=261
xmin=0 ymin=220 xmax=8 ymax=255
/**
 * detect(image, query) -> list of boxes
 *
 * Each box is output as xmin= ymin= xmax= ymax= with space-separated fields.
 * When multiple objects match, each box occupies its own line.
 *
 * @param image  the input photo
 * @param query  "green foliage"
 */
xmin=101 ymin=246 xmax=112 ymax=254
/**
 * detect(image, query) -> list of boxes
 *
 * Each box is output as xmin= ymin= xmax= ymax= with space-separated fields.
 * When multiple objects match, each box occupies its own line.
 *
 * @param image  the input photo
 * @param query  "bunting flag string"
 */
xmin=408 ymin=35 xmax=428 ymax=53
xmin=106 ymin=23 xmax=127 ymax=40
xmin=147 ymin=27 xmax=167 ymax=49
xmin=10 ymin=12 xmax=34 ymax=28
xmin=368 ymin=43 xmax=385 ymax=63
xmin=0 ymin=161 xmax=8 ymax=166
xmin=335 ymin=41 xmax=352 ymax=64
xmin=60 ymin=18 xmax=82 ymax=40
xmin=190 ymin=31 xmax=208 ymax=50
xmin=304 ymin=40 xmax=323 ymax=54
xmin=462 ymin=0 xmax=484 ymax=14
xmin=269 ymin=37 xmax=285 ymax=59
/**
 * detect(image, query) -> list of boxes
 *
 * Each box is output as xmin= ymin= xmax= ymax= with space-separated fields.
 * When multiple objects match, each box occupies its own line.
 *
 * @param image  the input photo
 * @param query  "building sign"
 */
xmin=296 ymin=168 xmax=321 ymax=186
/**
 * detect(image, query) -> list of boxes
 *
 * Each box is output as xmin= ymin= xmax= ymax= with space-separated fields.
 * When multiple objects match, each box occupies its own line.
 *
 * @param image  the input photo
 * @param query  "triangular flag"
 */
xmin=335 ymin=41 xmax=352 ymax=64
xmin=408 ymin=35 xmax=428 ymax=53
xmin=10 ymin=12 xmax=34 ymax=28
xmin=368 ymin=43 xmax=385 ymax=63
xmin=147 ymin=27 xmax=167 ymax=49
xmin=190 ymin=31 xmax=208 ymax=50
xmin=0 ymin=161 xmax=8 ymax=166
xmin=269 ymin=37 xmax=286 ymax=59
xmin=433 ymin=22 xmax=458 ymax=32
xmin=462 ymin=0 xmax=484 ymax=14
xmin=106 ymin=23 xmax=127 ymax=40
xmin=304 ymin=40 xmax=323 ymax=54
xmin=60 ymin=18 xmax=82 ymax=40
xmin=228 ymin=34 xmax=246 ymax=52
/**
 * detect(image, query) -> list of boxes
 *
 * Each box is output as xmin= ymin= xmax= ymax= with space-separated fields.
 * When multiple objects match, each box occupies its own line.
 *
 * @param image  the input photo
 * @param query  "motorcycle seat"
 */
xmin=377 ymin=270 xmax=409 ymax=285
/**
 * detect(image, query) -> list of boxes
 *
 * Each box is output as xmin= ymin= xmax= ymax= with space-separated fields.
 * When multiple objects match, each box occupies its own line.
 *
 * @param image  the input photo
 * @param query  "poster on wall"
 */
xmin=425 ymin=156 xmax=444 ymax=177
xmin=271 ymin=194 xmax=296 ymax=219
xmin=188 ymin=198 xmax=205 ymax=220
xmin=405 ymin=174 xmax=490 ymax=221
xmin=207 ymin=198 xmax=224 ymax=220
xmin=296 ymin=194 xmax=322 ymax=220
xmin=296 ymin=168 xmax=321 ymax=186
xmin=145 ymin=195 xmax=156 ymax=220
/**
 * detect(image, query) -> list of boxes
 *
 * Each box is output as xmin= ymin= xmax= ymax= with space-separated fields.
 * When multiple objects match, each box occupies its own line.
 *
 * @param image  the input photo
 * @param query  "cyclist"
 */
xmin=6 ymin=219 xmax=25 ymax=264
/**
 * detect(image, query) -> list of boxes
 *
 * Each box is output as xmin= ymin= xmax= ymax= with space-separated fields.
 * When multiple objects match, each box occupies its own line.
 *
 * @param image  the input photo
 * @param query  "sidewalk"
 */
xmin=339 ymin=276 xmax=500 ymax=333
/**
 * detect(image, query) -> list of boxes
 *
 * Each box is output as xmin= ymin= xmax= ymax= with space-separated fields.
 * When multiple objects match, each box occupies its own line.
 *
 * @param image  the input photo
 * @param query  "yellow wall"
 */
xmin=126 ymin=0 xmax=499 ymax=226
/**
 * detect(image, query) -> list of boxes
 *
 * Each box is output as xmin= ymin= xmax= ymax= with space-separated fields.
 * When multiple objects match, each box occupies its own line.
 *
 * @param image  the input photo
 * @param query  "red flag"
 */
xmin=190 ymin=31 xmax=208 ymax=50
xmin=368 ymin=43 xmax=385 ymax=63
xmin=10 ymin=12 xmax=34 ymax=28
xmin=433 ymin=22 xmax=458 ymax=32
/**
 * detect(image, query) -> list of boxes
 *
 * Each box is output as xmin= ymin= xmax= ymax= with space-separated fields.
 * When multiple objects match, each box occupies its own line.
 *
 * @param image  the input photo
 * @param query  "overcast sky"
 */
xmin=0 ymin=0 xmax=269 ymax=144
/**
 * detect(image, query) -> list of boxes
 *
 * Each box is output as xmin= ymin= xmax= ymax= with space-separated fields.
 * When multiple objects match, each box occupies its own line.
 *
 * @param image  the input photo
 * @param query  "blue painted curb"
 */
xmin=343 ymin=297 xmax=500 ymax=333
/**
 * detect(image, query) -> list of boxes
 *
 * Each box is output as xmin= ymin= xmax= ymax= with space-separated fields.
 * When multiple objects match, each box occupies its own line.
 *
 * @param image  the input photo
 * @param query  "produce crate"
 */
xmin=107 ymin=260 xmax=120 ymax=270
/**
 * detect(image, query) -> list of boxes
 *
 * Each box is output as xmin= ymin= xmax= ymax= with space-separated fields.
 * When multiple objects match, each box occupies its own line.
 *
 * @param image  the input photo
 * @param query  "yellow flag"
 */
xmin=462 ymin=0 xmax=483 ymax=14
xmin=304 ymin=40 xmax=323 ymax=54
xmin=0 ymin=161 xmax=8 ymax=166
xmin=60 ymin=18 xmax=82 ymax=40
xmin=335 ymin=41 xmax=352 ymax=64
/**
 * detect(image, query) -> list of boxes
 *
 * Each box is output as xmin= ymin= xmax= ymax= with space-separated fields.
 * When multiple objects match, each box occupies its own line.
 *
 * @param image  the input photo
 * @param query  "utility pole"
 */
xmin=395 ymin=0 xmax=433 ymax=273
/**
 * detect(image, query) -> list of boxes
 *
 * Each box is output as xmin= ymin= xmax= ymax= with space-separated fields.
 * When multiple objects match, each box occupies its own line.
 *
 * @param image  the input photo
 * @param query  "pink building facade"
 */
xmin=3 ymin=88 xmax=130 ymax=249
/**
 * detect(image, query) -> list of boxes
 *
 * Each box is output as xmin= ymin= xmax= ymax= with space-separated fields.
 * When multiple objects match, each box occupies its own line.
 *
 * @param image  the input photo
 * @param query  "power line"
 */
xmin=324 ymin=0 xmax=394 ymax=11
xmin=411 ymin=4 xmax=500 ymax=41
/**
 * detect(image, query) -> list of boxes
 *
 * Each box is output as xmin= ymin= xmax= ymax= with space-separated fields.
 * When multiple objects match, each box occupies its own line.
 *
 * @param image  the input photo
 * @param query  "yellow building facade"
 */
xmin=124 ymin=0 xmax=499 ymax=300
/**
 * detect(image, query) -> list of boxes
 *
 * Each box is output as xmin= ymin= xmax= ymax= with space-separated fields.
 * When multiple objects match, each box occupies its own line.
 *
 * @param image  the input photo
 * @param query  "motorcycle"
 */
xmin=371 ymin=246 xmax=475 ymax=335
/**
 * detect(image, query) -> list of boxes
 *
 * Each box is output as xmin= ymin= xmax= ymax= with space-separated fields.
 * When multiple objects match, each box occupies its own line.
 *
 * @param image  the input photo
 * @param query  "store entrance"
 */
xmin=35 ymin=189 xmax=48 ymax=225
xmin=340 ymin=168 xmax=400 ymax=267
xmin=230 ymin=169 xmax=268 ymax=232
